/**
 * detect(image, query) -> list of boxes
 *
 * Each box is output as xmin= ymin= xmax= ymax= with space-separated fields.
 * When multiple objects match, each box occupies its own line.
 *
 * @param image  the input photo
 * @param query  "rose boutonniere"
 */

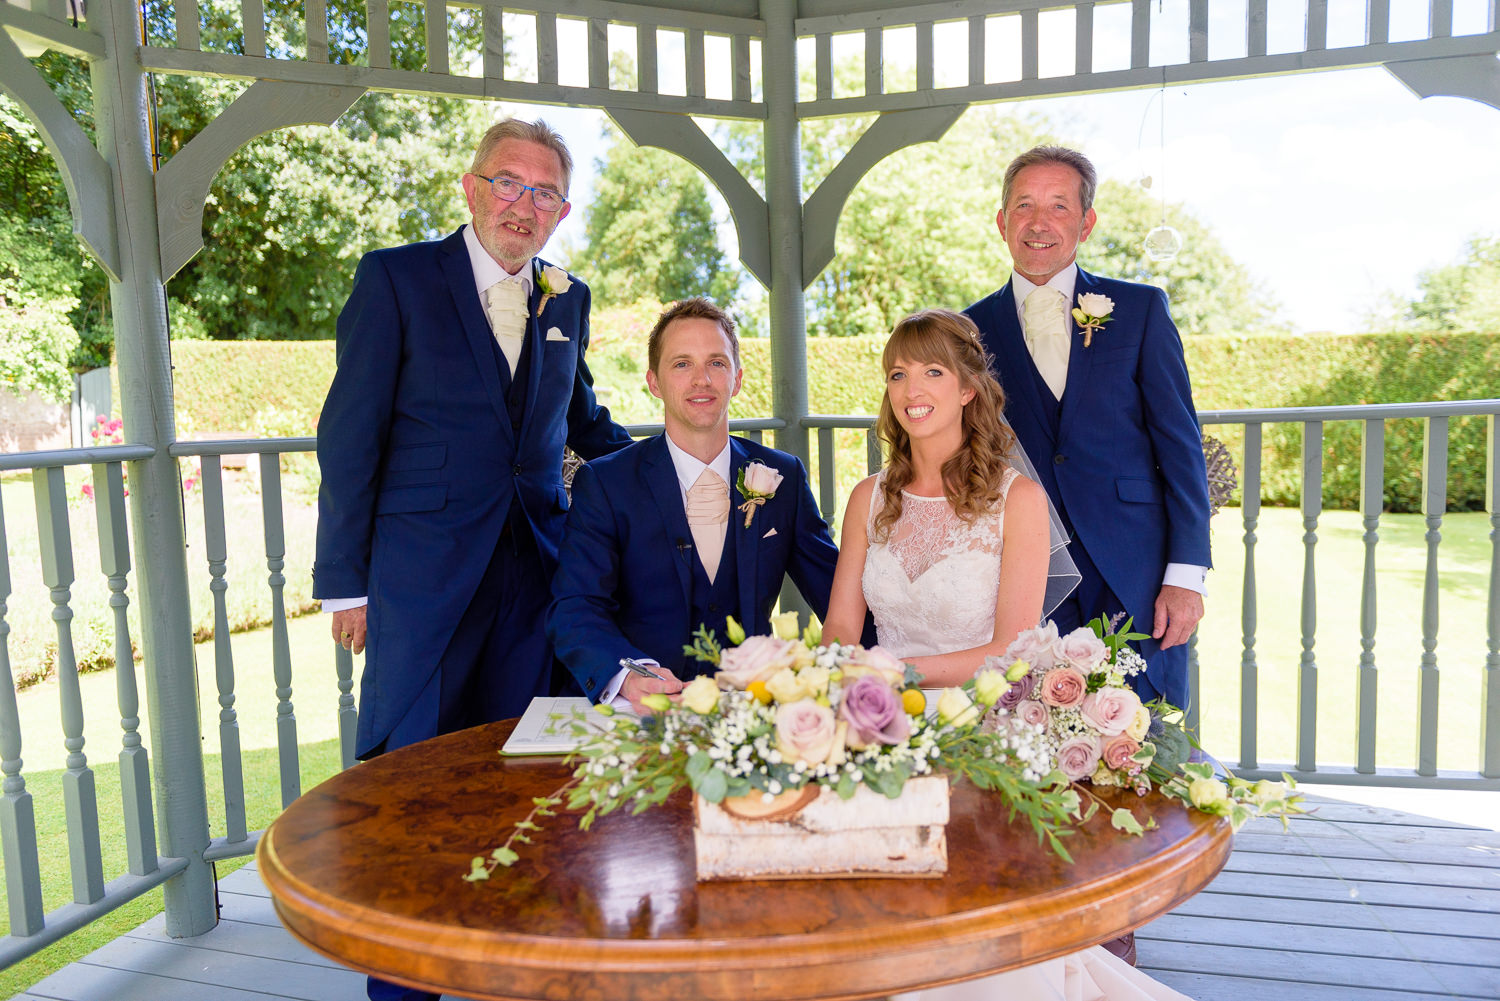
xmin=536 ymin=263 xmax=572 ymax=318
xmin=735 ymin=462 xmax=784 ymax=528
xmin=1071 ymin=293 xmax=1115 ymax=347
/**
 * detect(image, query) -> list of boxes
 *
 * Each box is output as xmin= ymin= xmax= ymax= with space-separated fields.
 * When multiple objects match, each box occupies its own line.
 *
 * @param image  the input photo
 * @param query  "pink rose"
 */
xmin=1079 ymin=687 xmax=1141 ymax=737
xmin=1004 ymin=622 xmax=1059 ymax=672
xmin=840 ymin=644 xmax=908 ymax=684
xmin=1054 ymin=627 xmax=1109 ymax=672
xmin=775 ymin=699 xmax=838 ymax=766
xmin=1056 ymin=736 xmax=1102 ymax=781
xmin=838 ymin=675 xmax=910 ymax=748
xmin=1102 ymin=733 xmax=1142 ymax=772
xmin=1016 ymin=699 xmax=1049 ymax=730
xmin=716 ymin=635 xmax=802 ymax=689
xmin=1039 ymin=667 xmax=1087 ymax=708
xmin=741 ymin=461 xmax=784 ymax=496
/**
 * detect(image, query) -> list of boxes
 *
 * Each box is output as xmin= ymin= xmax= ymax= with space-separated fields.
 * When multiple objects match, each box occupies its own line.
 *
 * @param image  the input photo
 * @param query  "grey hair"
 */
xmin=469 ymin=118 xmax=573 ymax=196
xmin=1001 ymin=145 xmax=1097 ymax=213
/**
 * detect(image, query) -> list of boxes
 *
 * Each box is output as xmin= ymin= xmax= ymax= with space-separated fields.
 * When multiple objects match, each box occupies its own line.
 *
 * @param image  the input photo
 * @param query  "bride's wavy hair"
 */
xmin=872 ymin=309 xmax=1018 ymax=543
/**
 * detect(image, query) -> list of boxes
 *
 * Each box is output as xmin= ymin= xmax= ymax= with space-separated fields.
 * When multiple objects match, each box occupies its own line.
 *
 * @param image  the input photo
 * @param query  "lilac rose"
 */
xmin=838 ymin=675 xmax=911 ymax=749
xmin=997 ymin=671 xmax=1036 ymax=710
xmin=1056 ymin=736 xmax=1102 ymax=781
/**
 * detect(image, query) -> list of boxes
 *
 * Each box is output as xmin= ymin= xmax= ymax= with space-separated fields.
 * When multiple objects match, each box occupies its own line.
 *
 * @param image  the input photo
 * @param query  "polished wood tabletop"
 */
xmin=258 ymin=718 xmax=1231 ymax=1001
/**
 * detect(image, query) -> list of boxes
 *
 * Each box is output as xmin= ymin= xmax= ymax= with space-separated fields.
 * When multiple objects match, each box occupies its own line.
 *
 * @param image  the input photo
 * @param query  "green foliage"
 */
xmin=1402 ymin=235 xmax=1500 ymax=334
xmin=167 ymin=340 xmax=334 ymax=432
xmin=570 ymin=125 xmax=738 ymax=307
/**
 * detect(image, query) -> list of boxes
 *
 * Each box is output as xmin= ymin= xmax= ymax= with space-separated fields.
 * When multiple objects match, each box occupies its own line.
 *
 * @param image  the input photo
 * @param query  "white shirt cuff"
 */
xmin=601 ymin=659 xmax=660 ymax=709
xmin=321 ymin=596 xmax=368 ymax=612
xmin=1162 ymin=563 xmax=1207 ymax=595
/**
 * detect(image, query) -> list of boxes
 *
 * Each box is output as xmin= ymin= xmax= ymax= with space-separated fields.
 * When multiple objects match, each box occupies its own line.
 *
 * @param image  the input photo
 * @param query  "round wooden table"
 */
xmin=258 ymin=719 xmax=1230 ymax=1001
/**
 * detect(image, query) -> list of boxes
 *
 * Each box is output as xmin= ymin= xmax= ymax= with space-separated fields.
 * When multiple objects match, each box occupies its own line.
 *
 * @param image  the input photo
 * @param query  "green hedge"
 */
xmin=154 ymin=319 xmax=1498 ymax=513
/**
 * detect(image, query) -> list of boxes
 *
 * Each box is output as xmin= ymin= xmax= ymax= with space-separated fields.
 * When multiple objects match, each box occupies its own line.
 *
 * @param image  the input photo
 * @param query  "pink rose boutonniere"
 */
xmin=1071 ymin=292 xmax=1115 ymax=347
xmin=535 ymin=263 xmax=572 ymax=318
xmin=735 ymin=461 xmax=783 ymax=528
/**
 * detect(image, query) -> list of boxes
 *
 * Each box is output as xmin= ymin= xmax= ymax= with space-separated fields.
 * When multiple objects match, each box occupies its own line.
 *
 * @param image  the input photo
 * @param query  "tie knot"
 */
xmin=685 ymin=469 xmax=730 ymax=525
xmin=1024 ymin=286 xmax=1066 ymax=317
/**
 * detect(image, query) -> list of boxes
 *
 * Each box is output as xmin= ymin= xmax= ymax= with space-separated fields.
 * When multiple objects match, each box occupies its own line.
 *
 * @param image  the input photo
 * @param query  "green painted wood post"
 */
xmin=764 ymin=0 xmax=812 ymax=626
xmin=1417 ymin=416 xmax=1447 ymax=776
xmin=90 ymin=0 xmax=215 ymax=936
xmin=260 ymin=454 xmax=301 ymax=806
xmin=1238 ymin=423 xmax=1261 ymax=770
xmin=1356 ymin=419 xmax=1384 ymax=774
xmin=201 ymin=456 xmax=248 ymax=844
xmin=92 ymin=460 xmax=158 ymax=875
xmin=1483 ymin=414 xmax=1499 ymax=779
xmin=0 ymin=488 xmax=45 ymax=936
xmin=1297 ymin=421 xmax=1322 ymax=773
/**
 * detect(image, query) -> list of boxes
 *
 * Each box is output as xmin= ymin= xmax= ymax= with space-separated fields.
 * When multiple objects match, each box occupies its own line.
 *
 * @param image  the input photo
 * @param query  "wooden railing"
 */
xmin=1 ymin=400 xmax=1498 ymax=965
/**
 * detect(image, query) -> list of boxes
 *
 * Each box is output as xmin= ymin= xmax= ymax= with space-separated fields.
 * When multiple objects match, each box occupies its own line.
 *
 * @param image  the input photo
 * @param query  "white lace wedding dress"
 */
xmin=864 ymin=471 xmax=1192 ymax=1001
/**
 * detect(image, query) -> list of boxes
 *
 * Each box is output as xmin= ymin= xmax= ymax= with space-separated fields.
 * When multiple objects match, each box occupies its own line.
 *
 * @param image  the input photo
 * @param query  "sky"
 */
xmin=501 ymin=32 xmax=1500 ymax=336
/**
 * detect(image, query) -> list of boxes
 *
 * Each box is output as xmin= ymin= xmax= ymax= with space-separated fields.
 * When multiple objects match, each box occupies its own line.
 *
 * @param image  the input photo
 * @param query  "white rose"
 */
xmin=742 ymin=461 xmax=784 ymax=496
xmin=680 ymin=675 xmax=721 ymax=714
xmin=539 ymin=263 xmax=572 ymax=295
xmin=1076 ymin=292 xmax=1114 ymax=318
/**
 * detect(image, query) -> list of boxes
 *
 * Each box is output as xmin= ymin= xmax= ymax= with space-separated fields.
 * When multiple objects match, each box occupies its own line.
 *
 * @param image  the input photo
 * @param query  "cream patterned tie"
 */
xmin=684 ymin=469 xmax=730 ymax=584
xmin=1023 ymin=286 xmax=1070 ymax=400
xmin=484 ymin=279 xmax=529 ymax=374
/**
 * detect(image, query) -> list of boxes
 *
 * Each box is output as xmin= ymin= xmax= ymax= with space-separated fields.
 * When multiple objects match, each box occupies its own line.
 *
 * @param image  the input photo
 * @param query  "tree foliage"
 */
xmin=1401 ymin=235 xmax=1500 ymax=333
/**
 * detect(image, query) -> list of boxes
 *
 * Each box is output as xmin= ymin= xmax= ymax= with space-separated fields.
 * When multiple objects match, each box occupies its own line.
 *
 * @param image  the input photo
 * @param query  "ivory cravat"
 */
xmin=483 ymin=279 xmax=529 ymax=374
xmin=1023 ymin=286 xmax=1070 ymax=400
xmin=684 ymin=468 xmax=730 ymax=584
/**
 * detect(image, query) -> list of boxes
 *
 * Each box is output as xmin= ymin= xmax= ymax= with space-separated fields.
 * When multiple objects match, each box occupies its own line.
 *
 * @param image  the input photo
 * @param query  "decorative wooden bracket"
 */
xmin=1385 ymin=53 xmax=1500 ymax=112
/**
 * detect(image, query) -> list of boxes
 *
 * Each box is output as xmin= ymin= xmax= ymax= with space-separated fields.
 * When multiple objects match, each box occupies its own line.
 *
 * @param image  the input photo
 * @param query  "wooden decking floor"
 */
xmin=13 ymin=795 xmax=1500 ymax=1001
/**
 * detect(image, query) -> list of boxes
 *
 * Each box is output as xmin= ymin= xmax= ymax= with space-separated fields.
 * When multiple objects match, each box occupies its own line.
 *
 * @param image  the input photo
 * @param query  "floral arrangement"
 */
xmin=467 ymin=615 xmax=1303 ymax=882
xmin=1070 ymin=292 xmax=1114 ymax=347
xmin=535 ymin=262 xmax=571 ymax=317
xmin=467 ymin=614 xmax=1079 ymax=881
xmin=981 ymin=617 xmax=1304 ymax=834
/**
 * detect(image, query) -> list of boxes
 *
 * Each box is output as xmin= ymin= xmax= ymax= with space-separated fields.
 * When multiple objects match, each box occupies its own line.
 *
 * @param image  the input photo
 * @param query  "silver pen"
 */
xmin=619 ymin=657 xmax=668 ymax=682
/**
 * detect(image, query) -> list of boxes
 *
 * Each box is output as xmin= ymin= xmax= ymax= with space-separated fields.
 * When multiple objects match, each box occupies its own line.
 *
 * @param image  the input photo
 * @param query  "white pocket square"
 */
xmin=762 ymin=527 xmax=777 ymax=539
xmin=545 ymin=327 xmax=569 ymax=342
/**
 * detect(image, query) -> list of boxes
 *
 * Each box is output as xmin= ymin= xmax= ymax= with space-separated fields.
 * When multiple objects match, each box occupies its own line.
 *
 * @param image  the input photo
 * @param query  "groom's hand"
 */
xmin=1153 ymin=585 xmax=1204 ymax=650
xmin=621 ymin=670 xmax=684 ymax=715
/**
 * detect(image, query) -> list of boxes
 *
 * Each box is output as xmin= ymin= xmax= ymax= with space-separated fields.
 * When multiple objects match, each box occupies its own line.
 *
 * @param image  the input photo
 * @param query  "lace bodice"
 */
xmin=861 ymin=468 xmax=1017 ymax=658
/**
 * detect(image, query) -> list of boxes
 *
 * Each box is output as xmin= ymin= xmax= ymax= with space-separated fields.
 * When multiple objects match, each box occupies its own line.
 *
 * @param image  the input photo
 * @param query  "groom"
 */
xmin=548 ymin=298 xmax=843 ymax=711
xmin=965 ymin=145 xmax=1212 ymax=712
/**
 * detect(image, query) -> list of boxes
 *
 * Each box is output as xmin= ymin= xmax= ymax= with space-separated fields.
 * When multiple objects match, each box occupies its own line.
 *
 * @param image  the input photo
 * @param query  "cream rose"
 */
xmin=1056 ymin=736 xmax=1102 ymax=781
xmin=973 ymin=668 xmax=1008 ymax=707
xmin=775 ymin=699 xmax=838 ymax=766
xmin=936 ymin=687 xmax=981 ymax=727
xmin=1054 ymin=627 xmax=1109 ymax=672
xmin=1189 ymin=776 xmax=1229 ymax=810
xmin=1079 ymin=687 xmax=1142 ymax=737
xmin=716 ymin=635 xmax=802 ymax=689
xmin=1126 ymin=704 xmax=1152 ymax=741
xmin=765 ymin=666 xmax=812 ymax=704
xmin=538 ymin=263 xmax=572 ymax=295
xmin=799 ymin=666 xmax=832 ymax=698
xmin=680 ymin=674 xmax=721 ymax=715
xmin=769 ymin=610 xmax=801 ymax=641
xmin=1075 ymin=292 xmax=1114 ymax=318
xmin=1039 ymin=667 xmax=1088 ymax=709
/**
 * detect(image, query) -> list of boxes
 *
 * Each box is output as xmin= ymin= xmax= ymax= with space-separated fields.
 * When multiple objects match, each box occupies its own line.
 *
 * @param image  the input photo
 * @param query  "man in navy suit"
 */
xmin=314 ymin=119 xmax=632 ymax=771
xmin=548 ymin=298 xmax=841 ymax=712
xmin=965 ymin=146 xmax=1211 ymax=713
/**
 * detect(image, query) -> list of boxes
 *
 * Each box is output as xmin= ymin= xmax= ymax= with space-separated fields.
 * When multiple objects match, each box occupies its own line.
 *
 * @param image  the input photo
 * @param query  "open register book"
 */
xmin=501 ymin=697 xmax=637 ymax=755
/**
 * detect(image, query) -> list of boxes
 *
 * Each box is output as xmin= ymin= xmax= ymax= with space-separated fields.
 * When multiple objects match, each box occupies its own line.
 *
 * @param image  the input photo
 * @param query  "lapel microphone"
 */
xmin=676 ymin=538 xmax=692 ymax=557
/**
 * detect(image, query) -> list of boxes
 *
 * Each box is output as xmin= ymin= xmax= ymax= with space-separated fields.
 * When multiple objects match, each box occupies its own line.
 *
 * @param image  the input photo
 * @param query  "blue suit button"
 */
xmin=513 ymin=465 xmax=522 ymax=475
xmin=1053 ymin=454 xmax=1066 ymax=465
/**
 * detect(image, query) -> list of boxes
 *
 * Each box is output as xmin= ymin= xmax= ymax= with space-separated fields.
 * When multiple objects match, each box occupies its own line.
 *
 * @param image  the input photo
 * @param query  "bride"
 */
xmin=820 ymin=308 xmax=1191 ymax=1001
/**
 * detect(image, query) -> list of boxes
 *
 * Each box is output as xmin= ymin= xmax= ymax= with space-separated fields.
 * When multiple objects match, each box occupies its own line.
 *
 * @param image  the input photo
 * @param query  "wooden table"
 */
xmin=258 ymin=719 xmax=1231 ymax=1001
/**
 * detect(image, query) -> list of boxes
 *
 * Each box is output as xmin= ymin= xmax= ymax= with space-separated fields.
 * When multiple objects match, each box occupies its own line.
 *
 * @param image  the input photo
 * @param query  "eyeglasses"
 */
xmin=474 ymin=174 xmax=567 ymax=213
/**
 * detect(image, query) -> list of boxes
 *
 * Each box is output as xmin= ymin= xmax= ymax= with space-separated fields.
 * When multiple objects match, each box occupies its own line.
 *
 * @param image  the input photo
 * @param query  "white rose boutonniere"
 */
xmin=735 ymin=461 xmax=784 ymax=528
xmin=1071 ymin=292 xmax=1115 ymax=347
xmin=536 ymin=263 xmax=572 ymax=318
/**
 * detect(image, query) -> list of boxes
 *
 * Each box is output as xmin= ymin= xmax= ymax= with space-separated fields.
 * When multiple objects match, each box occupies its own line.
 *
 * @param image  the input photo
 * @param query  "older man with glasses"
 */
xmin=314 ymin=118 xmax=632 ymax=784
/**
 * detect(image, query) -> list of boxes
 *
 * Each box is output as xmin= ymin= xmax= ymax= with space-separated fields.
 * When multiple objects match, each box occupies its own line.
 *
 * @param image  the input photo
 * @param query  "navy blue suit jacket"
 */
xmin=314 ymin=229 xmax=631 ymax=755
xmin=966 ymin=269 xmax=1211 ymax=698
xmin=547 ymin=435 xmax=841 ymax=698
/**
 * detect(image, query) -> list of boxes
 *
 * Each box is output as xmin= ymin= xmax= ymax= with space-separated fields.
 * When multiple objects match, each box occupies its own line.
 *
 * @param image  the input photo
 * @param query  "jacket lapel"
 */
xmin=991 ymin=282 xmax=1056 ymax=448
xmin=642 ymin=436 xmax=694 ymax=608
xmin=1057 ymin=269 xmax=1099 ymax=444
xmin=517 ymin=259 xmax=548 ymax=444
xmin=729 ymin=439 xmax=761 ymax=625
xmin=439 ymin=231 xmax=514 ymax=446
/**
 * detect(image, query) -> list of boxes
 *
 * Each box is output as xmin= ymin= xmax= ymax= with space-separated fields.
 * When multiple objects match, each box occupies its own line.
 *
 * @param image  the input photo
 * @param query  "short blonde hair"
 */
xmin=470 ymin=118 xmax=573 ymax=195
